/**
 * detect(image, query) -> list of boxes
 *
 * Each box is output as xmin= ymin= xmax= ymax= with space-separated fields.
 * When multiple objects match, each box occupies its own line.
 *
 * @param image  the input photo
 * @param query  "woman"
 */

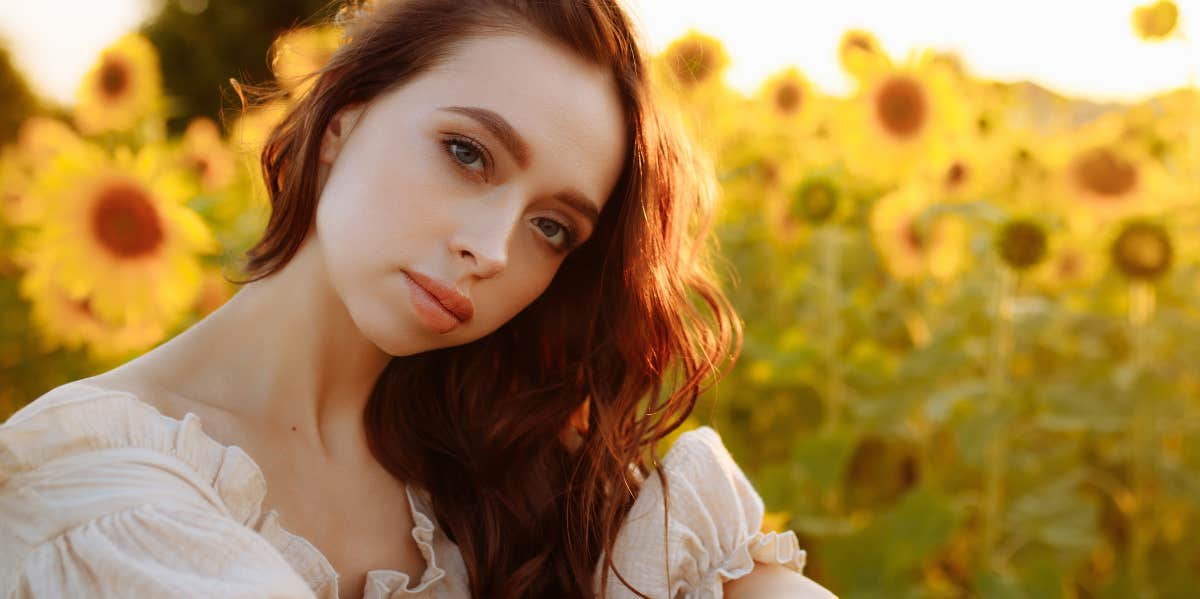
xmin=0 ymin=1 xmax=836 ymax=597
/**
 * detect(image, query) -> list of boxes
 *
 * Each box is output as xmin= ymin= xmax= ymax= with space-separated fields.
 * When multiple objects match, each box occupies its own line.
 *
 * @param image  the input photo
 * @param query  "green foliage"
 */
xmin=141 ymin=0 xmax=331 ymax=132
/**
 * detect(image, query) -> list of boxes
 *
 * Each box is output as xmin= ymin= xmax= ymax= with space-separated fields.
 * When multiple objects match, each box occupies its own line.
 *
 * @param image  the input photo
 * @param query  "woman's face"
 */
xmin=314 ymin=31 xmax=626 ymax=356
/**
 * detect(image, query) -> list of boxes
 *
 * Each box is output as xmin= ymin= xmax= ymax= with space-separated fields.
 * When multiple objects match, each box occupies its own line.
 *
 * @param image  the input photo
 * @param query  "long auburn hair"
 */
xmin=237 ymin=0 xmax=741 ymax=596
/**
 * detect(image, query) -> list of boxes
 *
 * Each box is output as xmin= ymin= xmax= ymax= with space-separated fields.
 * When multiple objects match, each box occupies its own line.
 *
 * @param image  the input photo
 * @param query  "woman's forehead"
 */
xmin=370 ymin=32 xmax=628 ymax=210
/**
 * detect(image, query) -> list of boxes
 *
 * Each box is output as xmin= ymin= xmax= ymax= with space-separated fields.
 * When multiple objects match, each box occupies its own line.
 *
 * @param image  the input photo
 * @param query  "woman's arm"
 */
xmin=724 ymin=562 xmax=838 ymax=598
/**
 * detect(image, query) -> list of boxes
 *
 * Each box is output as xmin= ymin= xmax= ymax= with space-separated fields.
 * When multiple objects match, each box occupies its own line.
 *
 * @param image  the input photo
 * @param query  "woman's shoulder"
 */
xmin=595 ymin=425 xmax=834 ymax=598
xmin=1 ymin=378 xmax=269 ymax=525
xmin=6 ymin=377 xmax=144 ymax=425
xmin=0 ymin=380 xmax=314 ymax=598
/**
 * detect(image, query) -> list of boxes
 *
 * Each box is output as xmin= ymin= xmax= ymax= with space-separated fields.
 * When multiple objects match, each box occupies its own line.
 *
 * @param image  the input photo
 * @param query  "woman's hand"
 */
xmin=723 ymin=562 xmax=838 ymax=598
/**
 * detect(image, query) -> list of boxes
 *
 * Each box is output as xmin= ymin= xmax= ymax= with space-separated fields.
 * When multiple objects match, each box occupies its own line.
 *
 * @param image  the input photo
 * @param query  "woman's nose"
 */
xmin=449 ymin=203 xmax=516 ymax=279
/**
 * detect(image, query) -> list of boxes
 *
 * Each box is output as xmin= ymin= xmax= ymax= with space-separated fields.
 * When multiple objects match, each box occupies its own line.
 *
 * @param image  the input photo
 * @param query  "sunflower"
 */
xmin=1028 ymin=236 xmax=1105 ymax=296
xmin=74 ymin=33 xmax=163 ymax=135
xmin=180 ymin=117 xmax=235 ymax=191
xmin=919 ymin=130 xmax=1016 ymax=205
xmin=19 ymin=252 xmax=165 ymax=359
xmin=995 ymin=218 xmax=1049 ymax=271
xmin=869 ymin=182 xmax=969 ymax=281
xmin=271 ymin=25 xmax=342 ymax=99
xmin=1110 ymin=220 xmax=1173 ymax=281
xmin=759 ymin=67 xmax=809 ymax=118
xmin=753 ymin=67 xmax=829 ymax=137
xmin=834 ymin=51 xmax=971 ymax=188
xmin=837 ymin=29 xmax=892 ymax=82
xmin=1045 ymin=114 xmax=1174 ymax=231
xmin=657 ymin=30 xmax=729 ymax=91
xmin=19 ymin=116 xmax=86 ymax=167
xmin=1132 ymin=0 xmax=1179 ymax=41
xmin=21 ymin=143 xmax=216 ymax=329
xmin=0 ymin=149 xmax=34 ymax=227
xmin=1 ymin=118 xmax=88 ymax=226
xmin=788 ymin=174 xmax=843 ymax=227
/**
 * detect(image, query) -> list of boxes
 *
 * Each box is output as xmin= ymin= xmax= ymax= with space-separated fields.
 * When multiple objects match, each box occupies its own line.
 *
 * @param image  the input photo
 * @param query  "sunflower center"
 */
xmin=945 ymin=161 xmax=968 ymax=188
xmin=902 ymin=220 xmax=928 ymax=252
xmin=1072 ymin=148 xmax=1138 ymax=197
xmin=91 ymin=182 xmax=164 ymax=258
xmin=876 ymin=76 xmax=928 ymax=139
xmin=996 ymin=220 xmax=1047 ymax=270
xmin=669 ymin=38 xmax=720 ymax=86
xmin=1112 ymin=222 xmax=1172 ymax=280
xmin=774 ymin=82 xmax=802 ymax=114
xmin=98 ymin=55 xmax=131 ymax=99
xmin=791 ymin=179 xmax=838 ymax=224
xmin=846 ymin=34 xmax=874 ymax=53
xmin=188 ymin=155 xmax=212 ymax=179
xmin=69 ymin=295 xmax=96 ymax=319
xmin=1057 ymin=252 xmax=1082 ymax=279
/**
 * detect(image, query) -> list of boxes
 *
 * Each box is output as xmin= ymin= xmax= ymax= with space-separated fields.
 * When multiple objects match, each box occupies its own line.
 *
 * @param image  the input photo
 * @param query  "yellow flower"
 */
xmin=916 ymin=80 xmax=1027 ymax=204
xmin=658 ymin=30 xmax=729 ymax=91
xmin=753 ymin=67 xmax=829 ymax=136
xmin=1029 ymin=236 xmax=1105 ymax=295
xmin=838 ymin=29 xmax=892 ymax=82
xmin=1132 ymin=0 xmax=1180 ymax=41
xmin=74 ymin=33 xmax=163 ymax=135
xmin=869 ymin=182 xmax=969 ymax=281
xmin=180 ymin=117 xmax=235 ymax=191
xmin=19 ymin=117 xmax=87 ymax=167
xmin=995 ymin=218 xmax=1049 ymax=271
xmin=1044 ymin=114 xmax=1175 ymax=231
xmin=834 ymin=51 xmax=971 ymax=188
xmin=1110 ymin=220 xmax=1173 ymax=281
xmin=918 ymin=132 xmax=1015 ymax=205
xmin=0 ymin=118 xmax=88 ymax=226
xmin=271 ymin=25 xmax=342 ymax=99
xmin=21 ymin=143 xmax=216 ymax=329
xmin=19 ymin=252 xmax=165 ymax=359
xmin=787 ymin=174 xmax=843 ymax=227
xmin=0 ymin=149 xmax=34 ymax=227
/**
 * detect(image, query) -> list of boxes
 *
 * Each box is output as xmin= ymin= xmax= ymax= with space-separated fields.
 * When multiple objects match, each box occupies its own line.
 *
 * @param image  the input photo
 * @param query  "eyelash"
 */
xmin=440 ymin=135 xmax=579 ymax=253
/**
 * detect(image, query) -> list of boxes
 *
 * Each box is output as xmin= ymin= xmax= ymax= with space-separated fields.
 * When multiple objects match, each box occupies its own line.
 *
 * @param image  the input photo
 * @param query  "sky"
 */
xmin=0 ymin=0 xmax=1197 ymax=106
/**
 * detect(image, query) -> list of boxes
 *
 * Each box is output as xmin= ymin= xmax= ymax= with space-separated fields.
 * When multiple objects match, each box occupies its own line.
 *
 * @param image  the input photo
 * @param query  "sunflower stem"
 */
xmin=819 ymin=226 xmax=843 ymax=435
xmin=1128 ymin=281 xmax=1156 ymax=598
xmin=981 ymin=266 xmax=1015 ymax=572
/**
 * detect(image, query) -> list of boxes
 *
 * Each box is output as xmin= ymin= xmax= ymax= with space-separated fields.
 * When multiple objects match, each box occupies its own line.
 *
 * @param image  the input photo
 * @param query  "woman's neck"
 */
xmin=113 ymin=237 xmax=393 ymax=463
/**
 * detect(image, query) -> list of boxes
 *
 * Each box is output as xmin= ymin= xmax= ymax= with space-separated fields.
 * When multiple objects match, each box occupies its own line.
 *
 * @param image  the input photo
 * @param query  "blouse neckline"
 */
xmin=64 ymin=381 xmax=450 ymax=598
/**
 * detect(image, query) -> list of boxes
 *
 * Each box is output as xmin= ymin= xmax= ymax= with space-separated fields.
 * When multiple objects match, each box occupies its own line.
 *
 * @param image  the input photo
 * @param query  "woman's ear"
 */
xmin=319 ymin=103 xmax=366 ymax=166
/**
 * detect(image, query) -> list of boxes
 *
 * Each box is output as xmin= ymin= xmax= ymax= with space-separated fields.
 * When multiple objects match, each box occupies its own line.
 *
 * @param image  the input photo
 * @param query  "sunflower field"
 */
xmin=1 ymin=1 xmax=1198 ymax=597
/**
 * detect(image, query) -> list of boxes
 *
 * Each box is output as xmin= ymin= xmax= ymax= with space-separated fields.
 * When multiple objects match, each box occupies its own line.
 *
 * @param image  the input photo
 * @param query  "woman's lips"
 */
xmin=402 ymin=270 xmax=474 ymax=323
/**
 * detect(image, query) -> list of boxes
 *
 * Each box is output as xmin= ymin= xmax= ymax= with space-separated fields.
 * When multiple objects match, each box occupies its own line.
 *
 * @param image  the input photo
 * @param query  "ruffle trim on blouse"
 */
xmin=0 ymin=382 xmax=447 ymax=599
xmin=699 ymin=529 xmax=807 ymax=594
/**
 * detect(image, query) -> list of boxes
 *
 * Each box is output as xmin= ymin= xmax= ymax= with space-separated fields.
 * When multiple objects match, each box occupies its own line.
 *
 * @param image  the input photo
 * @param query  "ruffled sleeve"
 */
xmin=593 ymin=426 xmax=836 ymax=599
xmin=0 ymin=384 xmax=317 ymax=598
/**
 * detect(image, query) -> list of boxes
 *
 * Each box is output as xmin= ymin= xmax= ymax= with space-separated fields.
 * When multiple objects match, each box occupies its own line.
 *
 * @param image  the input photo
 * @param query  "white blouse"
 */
xmin=0 ymin=381 xmax=835 ymax=598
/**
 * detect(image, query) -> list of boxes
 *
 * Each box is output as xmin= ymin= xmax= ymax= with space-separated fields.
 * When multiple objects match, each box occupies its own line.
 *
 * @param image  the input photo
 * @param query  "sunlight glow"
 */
xmin=0 ymin=0 xmax=1197 ymax=105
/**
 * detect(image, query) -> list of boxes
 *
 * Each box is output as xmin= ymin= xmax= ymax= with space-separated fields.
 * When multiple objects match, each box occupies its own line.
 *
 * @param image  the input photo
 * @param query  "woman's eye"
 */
xmin=443 ymin=137 xmax=488 ymax=176
xmin=533 ymin=217 xmax=576 ymax=252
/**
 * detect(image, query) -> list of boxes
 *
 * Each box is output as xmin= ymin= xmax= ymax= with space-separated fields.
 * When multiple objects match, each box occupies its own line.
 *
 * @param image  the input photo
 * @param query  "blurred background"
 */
xmin=1 ymin=0 xmax=1198 ymax=596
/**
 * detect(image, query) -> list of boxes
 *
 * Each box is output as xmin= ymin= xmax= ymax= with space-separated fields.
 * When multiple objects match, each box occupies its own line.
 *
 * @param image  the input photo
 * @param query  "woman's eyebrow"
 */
xmin=554 ymin=188 xmax=600 ymax=227
xmin=439 ymin=105 xmax=531 ymax=169
xmin=438 ymin=105 xmax=601 ymax=227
